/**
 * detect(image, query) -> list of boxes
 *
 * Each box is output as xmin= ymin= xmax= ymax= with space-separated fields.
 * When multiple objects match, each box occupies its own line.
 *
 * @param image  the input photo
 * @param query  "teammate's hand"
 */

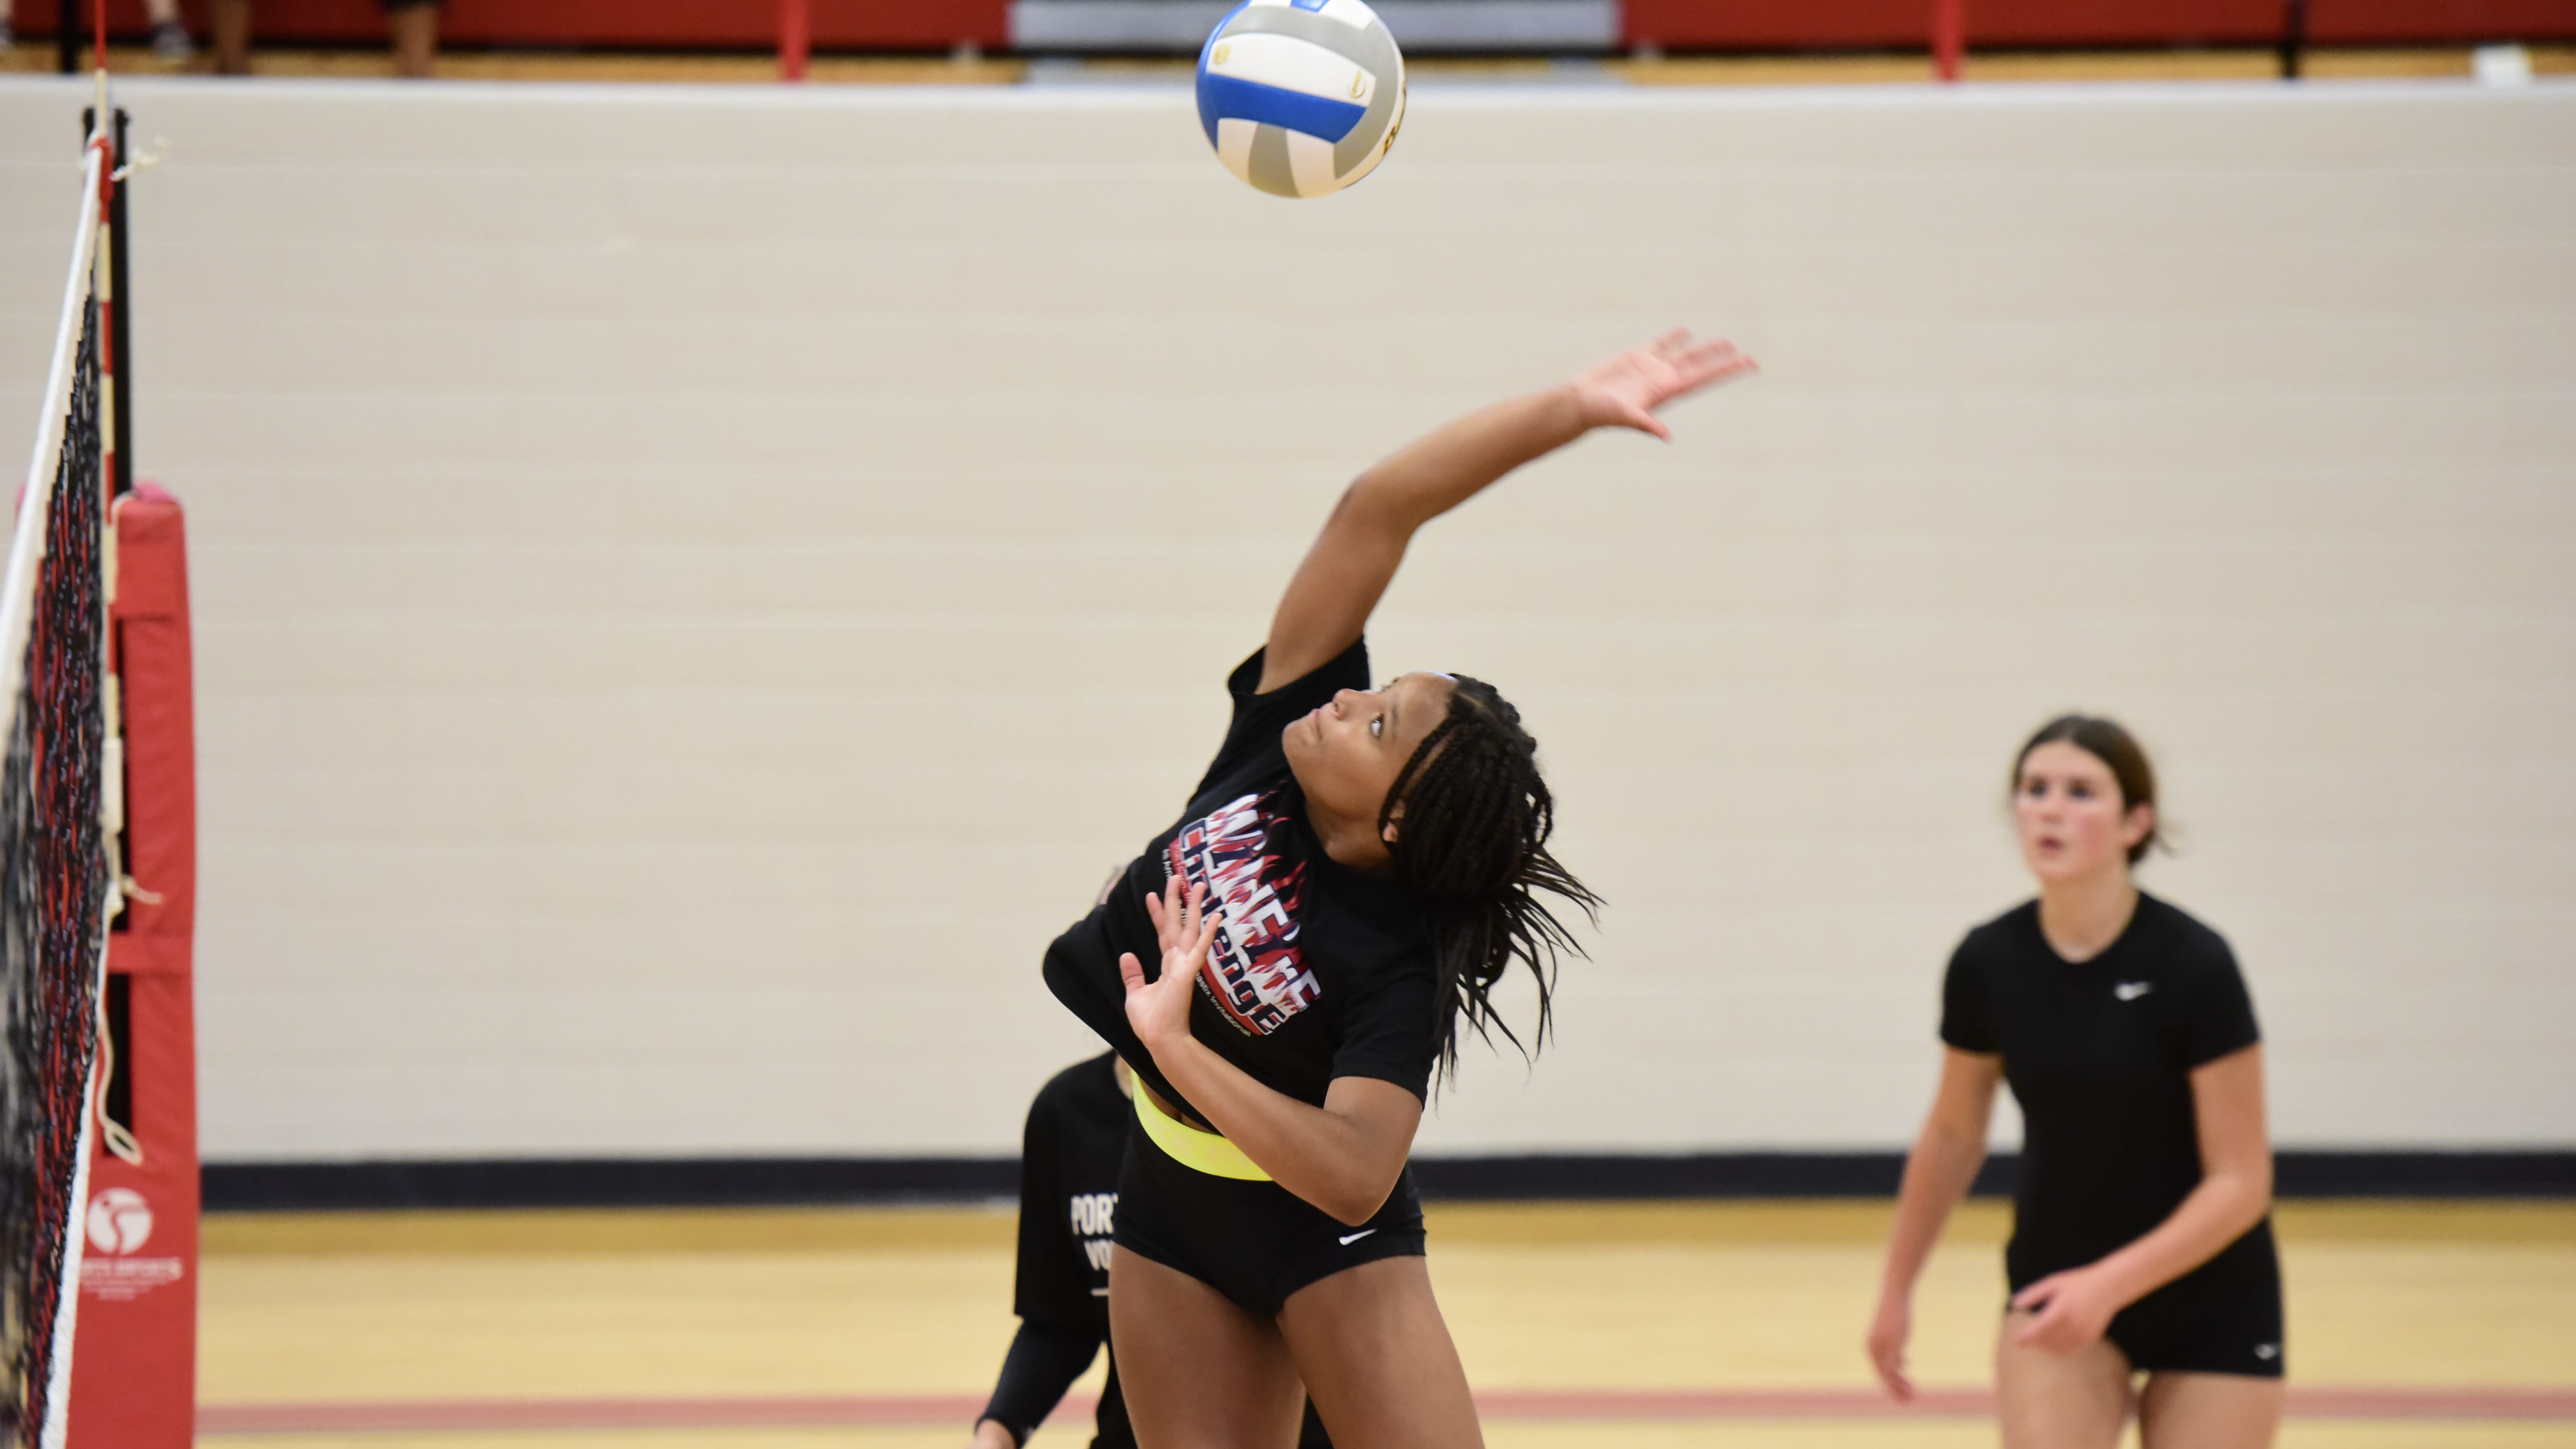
xmin=1865 ymin=1291 xmax=1915 ymax=1401
xmin=2007 ymin=1266 xmax=2120 ymax=1353
xmin=1119 ymin=874 xmax=1218 ymax=1055
xmin=1567 ymin=329 xmax=1757 ymax=440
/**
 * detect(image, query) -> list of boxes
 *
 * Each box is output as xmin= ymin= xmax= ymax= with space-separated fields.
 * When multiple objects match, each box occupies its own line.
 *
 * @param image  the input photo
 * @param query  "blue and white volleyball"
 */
xmin=1196 ymin=0 xmax=1406 ymax=199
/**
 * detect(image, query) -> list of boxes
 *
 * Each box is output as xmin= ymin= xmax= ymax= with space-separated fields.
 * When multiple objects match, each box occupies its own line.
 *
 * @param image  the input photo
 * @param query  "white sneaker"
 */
xmin=151 ymin=19 xmax=194 ymax=61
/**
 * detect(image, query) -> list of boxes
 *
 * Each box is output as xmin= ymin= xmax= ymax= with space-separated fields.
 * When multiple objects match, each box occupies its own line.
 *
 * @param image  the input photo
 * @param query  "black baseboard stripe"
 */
xmin=199 ymin=1150 xmax=2576 ymax=1213
xmin=201 ymin=1157 xmax=1018 ymax=1212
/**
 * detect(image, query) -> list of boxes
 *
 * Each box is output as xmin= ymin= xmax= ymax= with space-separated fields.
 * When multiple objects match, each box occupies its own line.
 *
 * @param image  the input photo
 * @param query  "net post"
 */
xmin=780 ymin=0 xmax=809 ymax=81
xmin=78 ymin=107 xmax=126 ymax=512
xmin=107 ymin=110 xmax=131 ymax=502
xmin=1932 ymin=0 xmax=1965 ymax=82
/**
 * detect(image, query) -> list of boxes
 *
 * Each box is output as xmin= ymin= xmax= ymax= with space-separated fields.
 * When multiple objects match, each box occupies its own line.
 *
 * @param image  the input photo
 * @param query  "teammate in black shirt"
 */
xmin=968 ymin=1052 xmax=1330 ymax=1449
xmin=970 ymin=1052 xmax=1134 ymax=1449
xmin=1869 ymin=717 xmax=2285 ymax=1449
xmin=1044 ymin=332 xmax=1755 ymax=1449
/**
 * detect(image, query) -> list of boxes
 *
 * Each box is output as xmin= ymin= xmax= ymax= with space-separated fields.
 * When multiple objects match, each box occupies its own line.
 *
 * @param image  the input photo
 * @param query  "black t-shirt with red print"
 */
xmin=1043 ymin=639 xmax=1441 ymax=1121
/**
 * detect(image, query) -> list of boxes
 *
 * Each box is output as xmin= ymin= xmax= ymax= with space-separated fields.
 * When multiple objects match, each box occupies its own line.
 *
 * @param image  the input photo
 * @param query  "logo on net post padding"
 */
xmin=81 ymin=1186 xmax=186 ymax=1301
xmin=87 ymin=1186 xmax=154 ymax=1254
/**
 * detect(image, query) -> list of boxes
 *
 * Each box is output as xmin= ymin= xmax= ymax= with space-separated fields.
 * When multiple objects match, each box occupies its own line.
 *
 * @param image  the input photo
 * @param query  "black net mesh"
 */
xmin=0 ymin=299 xmax=110 ymax=1449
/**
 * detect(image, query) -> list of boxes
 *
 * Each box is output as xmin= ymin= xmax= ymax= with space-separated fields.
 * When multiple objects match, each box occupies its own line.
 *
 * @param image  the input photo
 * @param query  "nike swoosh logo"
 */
xmin=2115 ymin=982 xmax=2152 ymax=1001
xmin=1338 ymin=1229 xmax=1377 ymax=1246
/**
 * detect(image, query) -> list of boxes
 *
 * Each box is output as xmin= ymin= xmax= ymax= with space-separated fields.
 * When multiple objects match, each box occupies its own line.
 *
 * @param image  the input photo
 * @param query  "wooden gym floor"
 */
xmin=192 ymin=1199 xmax=2576 ymax=1447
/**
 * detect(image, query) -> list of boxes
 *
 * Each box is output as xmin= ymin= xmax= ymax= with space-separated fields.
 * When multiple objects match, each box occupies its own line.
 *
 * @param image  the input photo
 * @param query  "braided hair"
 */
xmin=1376 ymin=675 xmax=1600 ymax=1083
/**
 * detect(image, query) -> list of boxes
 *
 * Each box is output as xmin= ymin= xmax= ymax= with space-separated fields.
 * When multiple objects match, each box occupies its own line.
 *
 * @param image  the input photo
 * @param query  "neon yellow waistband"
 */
xmin=1133 ymin=1078 xmax=1272 ymax=1182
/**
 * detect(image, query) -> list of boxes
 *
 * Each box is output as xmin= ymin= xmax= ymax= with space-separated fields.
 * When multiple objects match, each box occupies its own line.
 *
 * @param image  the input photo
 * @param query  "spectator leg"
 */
xmin=389 ymin=1 xmax=437 ymax=78
xmin=211 ymin=0 xmax=251 ymax=73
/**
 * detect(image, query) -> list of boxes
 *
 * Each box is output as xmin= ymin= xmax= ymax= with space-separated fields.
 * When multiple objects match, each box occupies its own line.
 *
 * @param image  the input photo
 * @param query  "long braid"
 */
xmin=1377 ymin=676 xmax=1600 ymax=1082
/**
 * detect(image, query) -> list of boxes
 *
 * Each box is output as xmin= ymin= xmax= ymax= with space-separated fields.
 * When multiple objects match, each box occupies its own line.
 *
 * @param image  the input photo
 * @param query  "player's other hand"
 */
xmin=2008 ymin=1265 xmax=2121 ymax=1353
xmin=1568 ymin=329 xmax=1757 ymax=440
xmin=1866 ymin=1291 xmax=1916 ymax=1401
xmin=1120 ymin=874 xmax=1218 ymax=1056
xmin=967 ymin=1420 xmax=1015 ymax=1449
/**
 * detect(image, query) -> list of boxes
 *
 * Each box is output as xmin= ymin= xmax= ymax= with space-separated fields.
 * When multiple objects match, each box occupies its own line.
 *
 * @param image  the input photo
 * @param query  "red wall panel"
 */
xmin=2308 ymin=0 xmax=2576 ymax=42
xmin=1961 ymin=0 xmax=2288 ymax=45
xmin=1625 ymin=0 xmax=1934 ymax=49
xmin=1621 ymin=0 xmax=2576 ymax=49
xmin=11 ymin=0 xmax=1008 ymax=50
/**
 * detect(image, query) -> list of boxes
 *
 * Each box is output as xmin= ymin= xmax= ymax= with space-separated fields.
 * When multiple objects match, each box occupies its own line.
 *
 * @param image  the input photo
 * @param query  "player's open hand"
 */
xmin=1569 ymin=329 xmax=1757 ymax=440
xmin=1120 ymin=874 xmax=1218 ymax=1056
xmin=2007 ymin=1266 xmax=2121 ymax=1353
xmin=1866 ymin=1290 xmax=1916 ymax=1401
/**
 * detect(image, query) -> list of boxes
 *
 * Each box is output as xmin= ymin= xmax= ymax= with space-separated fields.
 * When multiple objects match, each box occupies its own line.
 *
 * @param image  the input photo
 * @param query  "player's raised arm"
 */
xmin=1257 ymin=330 xmax=1756 ymax=691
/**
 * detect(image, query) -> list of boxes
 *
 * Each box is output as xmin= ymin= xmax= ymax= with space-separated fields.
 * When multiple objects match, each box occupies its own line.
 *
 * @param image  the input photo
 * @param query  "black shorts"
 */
xmin=1112 ymin=1121 xmax=1426 ymax=1317
xmin=2020 ymin=1219 xmax=2285 ymax=1378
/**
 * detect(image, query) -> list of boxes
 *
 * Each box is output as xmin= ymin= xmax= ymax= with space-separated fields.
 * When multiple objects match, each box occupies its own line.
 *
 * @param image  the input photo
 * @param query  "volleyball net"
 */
xmin=0 ymin=131 xmax=119 ymax=1449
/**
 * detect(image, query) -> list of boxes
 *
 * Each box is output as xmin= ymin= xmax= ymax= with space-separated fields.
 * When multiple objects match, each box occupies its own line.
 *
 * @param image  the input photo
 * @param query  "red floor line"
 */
xmin=194 ymin=1386 xmax=2576 ymax=1434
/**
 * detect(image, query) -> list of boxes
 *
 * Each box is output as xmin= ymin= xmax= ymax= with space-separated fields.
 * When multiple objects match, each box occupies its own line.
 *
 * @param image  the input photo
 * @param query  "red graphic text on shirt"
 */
xmin=1165 ymin=790 xmax=1316 ymax=1037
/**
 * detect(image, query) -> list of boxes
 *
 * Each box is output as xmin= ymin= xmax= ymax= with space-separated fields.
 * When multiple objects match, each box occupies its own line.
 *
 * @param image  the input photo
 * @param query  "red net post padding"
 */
xmin=64 ymin=485 xmax=196 ymax=1449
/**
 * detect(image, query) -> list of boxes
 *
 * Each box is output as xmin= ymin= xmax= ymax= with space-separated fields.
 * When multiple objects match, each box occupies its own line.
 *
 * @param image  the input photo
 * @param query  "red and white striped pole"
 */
xmin=780 ymin=0 xmax=809 ymax=81
xmin=1932 ymin=0 xmax=1965 ymax=81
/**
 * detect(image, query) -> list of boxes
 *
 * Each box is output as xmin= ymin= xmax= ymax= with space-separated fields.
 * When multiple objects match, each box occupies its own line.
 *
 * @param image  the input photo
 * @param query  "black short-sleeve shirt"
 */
xmin=1014 ymin=1053 xmax=1128 ymax=1330
xmin=1042 ymin=640 xmax=1440 ymax=1120
xmin=1939 ymin=893 xmax=2262 ymax=1285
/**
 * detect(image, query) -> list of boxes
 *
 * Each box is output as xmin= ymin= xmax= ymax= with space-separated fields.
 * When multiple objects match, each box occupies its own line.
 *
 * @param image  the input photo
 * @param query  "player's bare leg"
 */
xmin=1110 ymin=1246 xmax=1306 ymax=1449
xmin=2139 ymin=1371 xmax=2284 ymax=1449
xmin=1996 ymin=1308 xmax=2134 ymax=1449
xmin=1279 ymin=1257 xmax=1481 ymax=1449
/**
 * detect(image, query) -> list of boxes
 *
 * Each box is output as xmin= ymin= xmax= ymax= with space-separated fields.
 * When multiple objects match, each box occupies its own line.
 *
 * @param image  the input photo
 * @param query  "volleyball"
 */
xmin=1195 ymin=0 xmax=1406 ymax=199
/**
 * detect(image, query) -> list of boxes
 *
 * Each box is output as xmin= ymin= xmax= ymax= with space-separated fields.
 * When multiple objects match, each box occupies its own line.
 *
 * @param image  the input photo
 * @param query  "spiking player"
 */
xmin=1042 ymin=331 xmax=1754 ymax=1448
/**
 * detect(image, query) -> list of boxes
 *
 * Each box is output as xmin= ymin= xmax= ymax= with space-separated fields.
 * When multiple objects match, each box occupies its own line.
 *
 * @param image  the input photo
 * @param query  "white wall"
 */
xmin=3 ymin=75 xmax=2570 ymax=1162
